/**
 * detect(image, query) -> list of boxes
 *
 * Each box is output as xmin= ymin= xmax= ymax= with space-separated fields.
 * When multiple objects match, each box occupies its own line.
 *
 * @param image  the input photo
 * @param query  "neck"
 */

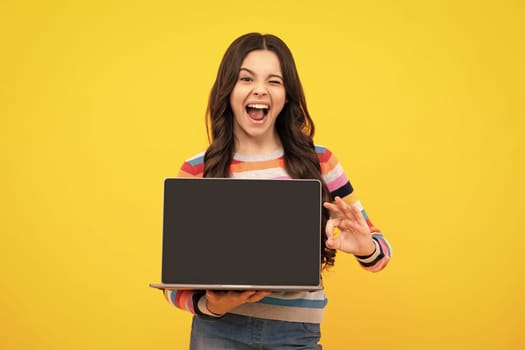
xmin=234 ymin=132 xmax=282 ymax=155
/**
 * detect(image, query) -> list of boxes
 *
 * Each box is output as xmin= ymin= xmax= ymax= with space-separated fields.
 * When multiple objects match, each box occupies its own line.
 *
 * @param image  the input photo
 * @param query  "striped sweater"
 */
xmin=164 ymin=146 xmax=392 ymax=323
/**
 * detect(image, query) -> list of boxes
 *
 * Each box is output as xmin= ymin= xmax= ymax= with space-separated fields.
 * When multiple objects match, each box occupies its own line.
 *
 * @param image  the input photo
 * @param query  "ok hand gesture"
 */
xmin=323 ymin=196 xmax=376 ymax=256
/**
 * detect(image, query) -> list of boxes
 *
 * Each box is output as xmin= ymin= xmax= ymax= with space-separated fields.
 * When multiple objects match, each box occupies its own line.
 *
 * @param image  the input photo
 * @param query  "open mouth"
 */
xmin=246 ymin=103 xmax=269 ymax=121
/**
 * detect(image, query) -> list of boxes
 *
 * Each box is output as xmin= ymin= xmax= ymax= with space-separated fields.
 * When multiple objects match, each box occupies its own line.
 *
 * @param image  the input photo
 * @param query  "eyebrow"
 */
xmin=239 ymin=67 xmax=283 ymax=80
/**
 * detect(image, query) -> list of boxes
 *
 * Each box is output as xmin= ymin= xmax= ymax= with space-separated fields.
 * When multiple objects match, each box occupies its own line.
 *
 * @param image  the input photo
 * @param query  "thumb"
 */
xmin=325 ymin=218 xmax=339 ymax=240
xmin=326 ymin=237 xmax=336 ymax=249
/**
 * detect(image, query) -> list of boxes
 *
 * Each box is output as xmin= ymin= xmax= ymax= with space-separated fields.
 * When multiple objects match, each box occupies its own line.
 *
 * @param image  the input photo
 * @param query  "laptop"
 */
xmin=150 ymin=178 xmax=322 ymax=291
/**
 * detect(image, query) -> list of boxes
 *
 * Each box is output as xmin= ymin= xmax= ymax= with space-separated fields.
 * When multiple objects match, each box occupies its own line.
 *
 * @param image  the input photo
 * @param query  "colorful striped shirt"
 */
xmin=164 ymin=146 xmax=392 ymax=323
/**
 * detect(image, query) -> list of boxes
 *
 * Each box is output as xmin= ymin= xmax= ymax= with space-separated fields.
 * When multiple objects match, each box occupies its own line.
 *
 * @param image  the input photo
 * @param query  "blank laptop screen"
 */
xmin=161 ymin=178 xmax=322 ymax=288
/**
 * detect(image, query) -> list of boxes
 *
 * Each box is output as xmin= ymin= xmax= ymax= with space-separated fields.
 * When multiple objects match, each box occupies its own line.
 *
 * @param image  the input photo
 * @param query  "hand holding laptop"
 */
xmin=205 ymin=290 xmax=272 ymax=316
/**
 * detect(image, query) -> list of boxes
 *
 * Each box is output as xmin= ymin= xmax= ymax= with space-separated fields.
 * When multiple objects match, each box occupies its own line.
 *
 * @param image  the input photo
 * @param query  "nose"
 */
xmin=253 ymin=82 xmax=268 ymax=96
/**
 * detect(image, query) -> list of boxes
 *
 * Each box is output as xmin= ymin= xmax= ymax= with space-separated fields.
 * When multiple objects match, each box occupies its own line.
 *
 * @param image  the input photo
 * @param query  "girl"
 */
xmin=163 ymin=32 xmax=392 ymax=350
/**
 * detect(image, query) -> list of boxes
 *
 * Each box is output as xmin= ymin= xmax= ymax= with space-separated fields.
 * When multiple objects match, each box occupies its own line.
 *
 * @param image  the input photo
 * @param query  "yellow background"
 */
xmin=1 ymin=0 xmax=523 ymax=349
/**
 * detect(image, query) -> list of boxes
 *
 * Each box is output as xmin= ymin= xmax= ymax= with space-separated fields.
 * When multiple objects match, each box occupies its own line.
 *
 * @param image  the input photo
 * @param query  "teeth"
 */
xmin=247 ymin=104 xmax=269 ymax=109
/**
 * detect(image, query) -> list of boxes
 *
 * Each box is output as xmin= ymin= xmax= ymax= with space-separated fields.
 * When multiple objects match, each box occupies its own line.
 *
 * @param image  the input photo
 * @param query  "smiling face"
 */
xmin=230 ymin=50 xmax=287 ymax=153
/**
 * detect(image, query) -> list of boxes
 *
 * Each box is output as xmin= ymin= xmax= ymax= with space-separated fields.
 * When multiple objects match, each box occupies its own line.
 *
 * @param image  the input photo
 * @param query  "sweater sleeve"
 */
xmin=317 ymin=146 xmax=392 ymax=272
xmin=163 ymin=289 xmax=203 ymax=314
xmin=342 ymin=193 xmax=392 ymax=272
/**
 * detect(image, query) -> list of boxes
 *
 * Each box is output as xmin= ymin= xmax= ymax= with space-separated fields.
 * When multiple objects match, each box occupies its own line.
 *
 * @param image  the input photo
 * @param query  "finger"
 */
xmin=350 ymin=204 xmax=368 ymax=227
xmin=325 ymin=218 xmax=341 ymax=250
xmin=240 ymin=290 xmax=262 ymax=303
xmin=239 ymin=290 xmax=257 ymax=300
xmin=334 ymin=197 xmax=356 ymax=219
xmin=338 ymin=217 xmax=360 ymax=232
xmin=325 ymin=236 xmax=337 ymax=249
xmin=335 ymin=197 xmax=366 ymax=226
xmin=325 ymin=218 xmax=339 ymax=240
xmin=246 ymin=291 xmax=271 ymax=303
xmin=336 ymin=216 xmax=350 ymax=230
xmin=327 ymin=198 xmax=351 ymax=225
xmin=323 ymin=201 xmax=342 ymax=218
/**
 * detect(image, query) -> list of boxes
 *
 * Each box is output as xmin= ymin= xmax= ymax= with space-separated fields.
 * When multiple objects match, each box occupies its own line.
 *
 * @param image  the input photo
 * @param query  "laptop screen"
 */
xmin=160 ymin=178 xmax=322 ymax=290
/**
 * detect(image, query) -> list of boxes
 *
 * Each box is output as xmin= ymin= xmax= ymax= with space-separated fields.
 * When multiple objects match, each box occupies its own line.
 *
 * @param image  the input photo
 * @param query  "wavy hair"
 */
xmin=203 ymin=33 xmax=336 ymax=269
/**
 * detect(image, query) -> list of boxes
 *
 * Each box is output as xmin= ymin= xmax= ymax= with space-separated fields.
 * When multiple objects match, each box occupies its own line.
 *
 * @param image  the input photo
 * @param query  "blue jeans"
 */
xmin=190 ymin=313 xmax=322 ymax=349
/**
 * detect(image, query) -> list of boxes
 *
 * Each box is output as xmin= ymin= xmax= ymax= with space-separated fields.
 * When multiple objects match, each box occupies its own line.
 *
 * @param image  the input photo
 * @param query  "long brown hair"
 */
xmin=203 ymin=33 xmax=336 ymax=268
